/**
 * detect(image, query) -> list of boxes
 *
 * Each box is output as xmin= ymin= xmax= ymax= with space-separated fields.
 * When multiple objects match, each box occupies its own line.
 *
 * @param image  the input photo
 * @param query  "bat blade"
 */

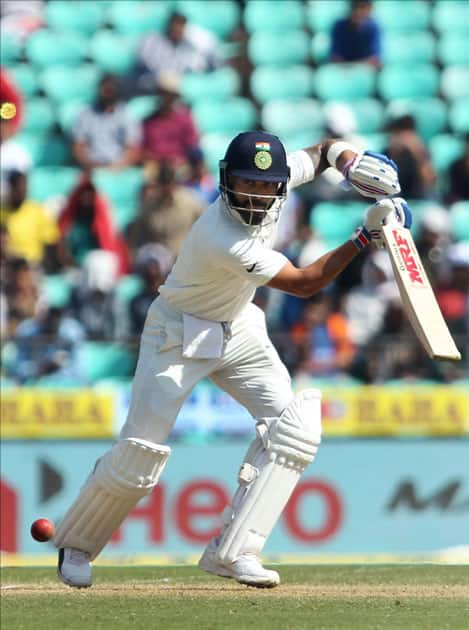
xmin=382 ymin=223 xmax=461 ymax=361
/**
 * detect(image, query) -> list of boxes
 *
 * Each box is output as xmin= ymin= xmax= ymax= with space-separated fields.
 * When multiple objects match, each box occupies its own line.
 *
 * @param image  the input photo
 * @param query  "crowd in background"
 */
xmin=0 ymin=0 xmax=468 ymax=387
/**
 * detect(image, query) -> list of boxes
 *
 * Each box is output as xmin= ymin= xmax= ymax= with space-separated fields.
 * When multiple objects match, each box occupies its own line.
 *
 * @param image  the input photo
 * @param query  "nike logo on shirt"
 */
xmin=247 ymin=263 xmax=256 ymax=272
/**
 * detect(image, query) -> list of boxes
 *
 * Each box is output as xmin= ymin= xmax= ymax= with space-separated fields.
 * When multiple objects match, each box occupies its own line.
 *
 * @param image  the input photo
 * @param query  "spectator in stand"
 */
xmin=72 ymin=74 xmax=141 ymax=171
xmin=128 ymin=162 xmax=205 ymax=256
xmin=7 ymin=304 xmax=86 ymax=385
xmin=184 ymin=147 xmax=219 ymax=205
xmin=3 ymin=256 xmax=42 ymax=338
xmin=447 ymin=132 xmax=469 ymax=203
xmin=414 ymin=206 xmax=451 ymax=284
xmin=384 ymin=115 xmax=436 ymax=199
xmin=291 ymin=291 xmax=356 ymax=379
xmin=141 ymin=73 xmax=200 ymax=177
xmin=436 ymin=242 xmax=469 ymax=341
xmin=58 ymin=173 xmax=130 ymax=275
xmin=1 ymin=68 xmax=24 ymax=136
xmin=129 ymin=243 xmax=174 ymax=336
xmin=131 ymin=11 xmax=222 ymax=94
xmin=0 ymin=170 xmax=59 ymax=270
xmin=329 ymin=0 xmax=382 ymax=68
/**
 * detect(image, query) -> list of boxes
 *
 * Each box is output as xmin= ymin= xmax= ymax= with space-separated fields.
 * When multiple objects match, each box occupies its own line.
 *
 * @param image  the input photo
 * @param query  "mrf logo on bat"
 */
xmin=391 ymin=229 xmax=427 ymax=287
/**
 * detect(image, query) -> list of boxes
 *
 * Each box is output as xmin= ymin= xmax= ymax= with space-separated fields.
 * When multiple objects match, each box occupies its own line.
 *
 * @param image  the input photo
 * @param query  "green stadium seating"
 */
xmin=385 ymin=98 xmax=446 ymax=141
xmin=200 ymin=132 xmax=232 ymax=175
xmin=315 ymin=64 xmax=376 ymax=101
xmin=29 ymin=167 xmax=79 ymax=201
xmin=438 ymin=34 xmax=469 ymax=66
xmin=362 ymin=133 xmax=388 ymax=153
xmin=93 ymin=168 xmax=144 ymax=207
xmin=449 ymin=99 xmax=469 ymax=134
xmin=433 ymin=1 xmax=469 ymax=35
xmin=25 ymin=30 xmax=88 ymax=68
xmin=181 ymin=67 xmax=240 ymax=105
xmin=1 ymin=33 xmax=22 ymax=66
xmin=78 ymin=342 xmax=135 ymax=383
xmin=14 ymin=132 xmax=70 ymax=168
xmin=115 ymin=274 xmax=144 ymax=303
xmin=429 ymin=134 xmax=464 ymax=174
xmin=449 ymin=202 xmax=469 ymax=240
xmin=38 ymin=134 xmax=71 ymax=167
xmin=40 ymin=65 xmax=99 ymax=104
xmin=373 ymin=0 xmax=430 ymax=32
xmin=261 ymin=98 xmax=323 ymax=138
xmin=310 ymin=201 xmax=363 ymax=248
xmin=57 ymin=100 xmax=88 ymax=133
xmin=310 ymin=32 xmax=330 ymax=64
xmin=193 ymin=98 xmax=257 ymax=134
xmin=176 ymin=0 xmax=240 ymax=38
xmin=41 ymin=274 xmax=73 ymax=308
xmin=89 ymin=31 xmax=139 ymax=74
xmin=22 ymin=98 xmax=55 ymax=134
xmin=281 ymin=130 xmax=322 ymax=152
xmin=107 ymin=0 xmax=171 ymax=35
xmin=244 ymin=0 xmax=304 ymax=33
xmin=8 ymin=64 xmax=39 ymax=98
xmin=305 ymin=0 xmax=347 ymax=33
xmin=45 ymin=0 xmax=106 ymax=35
xmin=126 ymin=95 xmax=157 ymax=121
xmin=346 ymin=98 xmax=385 ymax=134
xmin=378 ymin=64 xmax=438 ymax=100
xmin=15 ymin=132 xmax=47 ymax=166
xmin=441 ymin=66 xmax=469 ymax=100
xmin=248 ymin=30 xmax=309 ymax=66
xmin=382 ymin=32 xmax=435 ymax=64
xmin=250 ymin=65 xmax=314 ymax=104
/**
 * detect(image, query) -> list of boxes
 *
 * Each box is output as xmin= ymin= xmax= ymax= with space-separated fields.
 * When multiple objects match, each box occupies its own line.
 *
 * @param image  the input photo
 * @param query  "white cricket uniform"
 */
xmin=120 ymin=151 xmax=316 ymax=443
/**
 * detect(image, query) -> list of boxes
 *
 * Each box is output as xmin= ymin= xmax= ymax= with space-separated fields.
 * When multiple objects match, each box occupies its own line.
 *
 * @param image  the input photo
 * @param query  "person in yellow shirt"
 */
xmin=0 ymin=170 xmax=60 ymax=269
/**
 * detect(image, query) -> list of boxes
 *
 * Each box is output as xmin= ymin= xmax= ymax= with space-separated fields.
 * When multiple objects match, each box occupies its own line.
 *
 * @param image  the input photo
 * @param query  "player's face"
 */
xmin=229 ymin=176 xmax=280 ymax=210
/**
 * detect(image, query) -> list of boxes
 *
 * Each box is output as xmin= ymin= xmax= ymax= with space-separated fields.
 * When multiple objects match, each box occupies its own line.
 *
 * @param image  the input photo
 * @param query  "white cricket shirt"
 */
xmin=159 ymin=150 xmax=315 ymax=322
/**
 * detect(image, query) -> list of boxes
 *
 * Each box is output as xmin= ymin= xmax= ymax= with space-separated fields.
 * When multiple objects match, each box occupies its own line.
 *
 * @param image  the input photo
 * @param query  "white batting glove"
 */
xmin=363 ymin=197 xmax=413 ymax=248
xmin=342 ymin=151 xmax=401 ymax=199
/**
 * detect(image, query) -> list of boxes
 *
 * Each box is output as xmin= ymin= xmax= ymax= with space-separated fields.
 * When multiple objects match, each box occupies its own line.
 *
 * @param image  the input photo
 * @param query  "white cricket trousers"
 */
xmin=120 ymin=297 xmax=295 ymax=443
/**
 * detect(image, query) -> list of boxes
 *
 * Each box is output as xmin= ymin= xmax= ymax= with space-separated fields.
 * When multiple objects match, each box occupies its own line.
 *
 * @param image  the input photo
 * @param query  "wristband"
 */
xmin=326 ymin=141 xmax=358 ymax=169
xmin=351 ymin=226 xmax=371 ymax=251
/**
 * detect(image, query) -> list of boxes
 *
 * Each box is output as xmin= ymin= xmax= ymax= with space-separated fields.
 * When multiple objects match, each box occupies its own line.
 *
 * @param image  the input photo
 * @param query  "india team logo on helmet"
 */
xmin=254 ymin=141 xmax=273 ymax=170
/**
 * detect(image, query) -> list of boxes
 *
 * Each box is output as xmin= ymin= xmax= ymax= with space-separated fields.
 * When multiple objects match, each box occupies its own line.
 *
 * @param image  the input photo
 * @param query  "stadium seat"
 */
xmin=45 ymin=0 xmax=106 ymax=35
xmin=1 ymin=33 xmax=22 ymax=66
xmin=21 ymin=98 xmax=55 ymax=134
xmin=57 ymin=100 xmax=88 ymax=133
xmin=315 ymin=64 xmax=375 ymax=101
xmin=193 ymin=98 xmax=257 ymax=134
xmin=200 ymin=132 xmax=232 ymax=175
xmin=40 ymin=65 xmax=100 ymax=104
xmin=15 ymin=132 xmax=47 ymax=166
xmin=107 ymin=0 xmax=171 ymax=34
xmin=362 ymin=133 xmax=387 ymax=153
xmin=305 ymin=0 xmax=347 ymax=33
xmin=181 ymin=67 xmax=240 ymax=105
xmin=449 ymin=99 xmax=469 ymax=135
xmin=261 ymin=99 xmax=323 ymax=138
xmin=175 ymin=0 xmax=240 ymax=38
xmin=115 ymin=274 xmax=144 ymax=303
xmin=440 ymin=67 xmax=469 ymax=101
xmin=126 ymin=95 xmax=157 ymax=121
xmin=373 ymin=0 xmax=430 ymax=32
xmin=29 ymin=167 xmax=79 ymax=201
xmin=244 ymin=0 xmax=304 ymax=33
xmin=310 ymin=202 xmax=363 ymax=249
xmin=346 ymin=98 xmax=385 ymax=134
xmin=112 ymin=203 xmax=139 ymax=230
xmin=310 ymin=33 xmax=330 ymax=64
xmin=250 ymin=65 xmax=314 ymax=104
xmin=89 ymin=31 xmax=139 ymax=74
xmin=93 ymin=168 xmax=144 ymax=207
xmin=248 ymin=30 xmax=309 ymax=66
xmin=281 ymin=131 xmax=322 ymax=153
xmin=8 ymin=64 xmax=39 ymax=98
xmin=382 ymin=32 xmax=435 ymax=64
xmin=449 ymin=202 xmax=469 ymax=240
xmin=378 ymin=64 xmax=438 ymax=100
xmin=78 ymin=342 xmax=135 ymax=383
xmin=385 ymin=98 xmax=446 ymax=141
xmin=25 ymin=30 xmax=88 ymax=68
xmin=41 ymin=274 xmax=73 ymax=308
xmin=37 ymin=134 xmax=71 ymax=167
xmin=433 ymin=0 xmax=469 ymax=35
xmin=437 ymin=34 xmax=469 ymax=66
xmin=429 ymin=134 xmax=464 ymax=174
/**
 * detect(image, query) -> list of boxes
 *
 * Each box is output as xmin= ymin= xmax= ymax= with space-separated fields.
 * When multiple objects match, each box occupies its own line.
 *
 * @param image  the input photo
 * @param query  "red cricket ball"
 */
xmin=30 ymin=518 xmax=56 ymax=542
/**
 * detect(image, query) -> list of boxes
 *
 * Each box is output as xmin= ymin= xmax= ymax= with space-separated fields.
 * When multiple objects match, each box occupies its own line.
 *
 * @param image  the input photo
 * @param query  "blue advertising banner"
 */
xmin=1 ymin=439 xmax=468 ymax=558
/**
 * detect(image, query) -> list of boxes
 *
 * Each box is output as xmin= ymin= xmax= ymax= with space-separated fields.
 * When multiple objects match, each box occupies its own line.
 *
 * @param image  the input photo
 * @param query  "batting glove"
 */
xmin=342 ymin=151 xmax=401 ymax=199
xmin=362 ymin=197 xmax=413 ymax=249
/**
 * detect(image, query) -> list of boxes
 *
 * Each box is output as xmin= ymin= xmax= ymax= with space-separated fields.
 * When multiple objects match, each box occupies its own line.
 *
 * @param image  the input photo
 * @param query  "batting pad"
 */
xmin=53 ymin=438 xmax=170 ymax=560
xmin=216 ymin=389 xmax=321 ymax=564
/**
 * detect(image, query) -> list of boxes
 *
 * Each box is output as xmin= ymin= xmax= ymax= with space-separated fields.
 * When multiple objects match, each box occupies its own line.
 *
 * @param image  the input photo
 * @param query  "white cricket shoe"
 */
xmin=198 ymin=539 xmax=280 ymax=588
xmin=58 ymin=548 xmax=92 ymax=588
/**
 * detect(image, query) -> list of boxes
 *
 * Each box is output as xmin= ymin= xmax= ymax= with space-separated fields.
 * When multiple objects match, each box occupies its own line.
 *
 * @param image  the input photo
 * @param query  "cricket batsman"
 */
xmin=54 ymin=131 xmax=410 ymax=588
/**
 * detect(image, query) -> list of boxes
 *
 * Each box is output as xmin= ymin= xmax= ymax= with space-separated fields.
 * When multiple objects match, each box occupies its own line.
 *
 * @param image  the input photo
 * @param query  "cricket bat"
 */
xmin=382 ymin=223 xmax=461 ymax=361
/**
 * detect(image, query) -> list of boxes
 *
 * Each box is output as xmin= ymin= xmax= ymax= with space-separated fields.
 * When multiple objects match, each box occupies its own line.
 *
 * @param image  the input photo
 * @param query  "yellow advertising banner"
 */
xmin=319 ymin=385 xmax=469 ymax=436
xmin=1 ymin=390 xmax=114 ymax=438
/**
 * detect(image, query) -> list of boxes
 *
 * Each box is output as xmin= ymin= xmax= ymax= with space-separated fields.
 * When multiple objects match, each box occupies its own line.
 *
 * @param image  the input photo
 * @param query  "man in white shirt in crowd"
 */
xmin=54 ymin=131 xmax=410 ymax=589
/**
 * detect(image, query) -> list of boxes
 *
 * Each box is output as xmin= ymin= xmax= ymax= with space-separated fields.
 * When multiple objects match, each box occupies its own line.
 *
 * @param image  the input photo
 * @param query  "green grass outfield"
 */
xmin=1 ymin=565 xmax=468 ymax=630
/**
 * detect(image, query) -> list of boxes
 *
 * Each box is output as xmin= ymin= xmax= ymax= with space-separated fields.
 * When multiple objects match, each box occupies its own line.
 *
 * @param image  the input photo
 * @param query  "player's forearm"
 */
xmin=302 ymin=139 xmax=358 ymax=177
